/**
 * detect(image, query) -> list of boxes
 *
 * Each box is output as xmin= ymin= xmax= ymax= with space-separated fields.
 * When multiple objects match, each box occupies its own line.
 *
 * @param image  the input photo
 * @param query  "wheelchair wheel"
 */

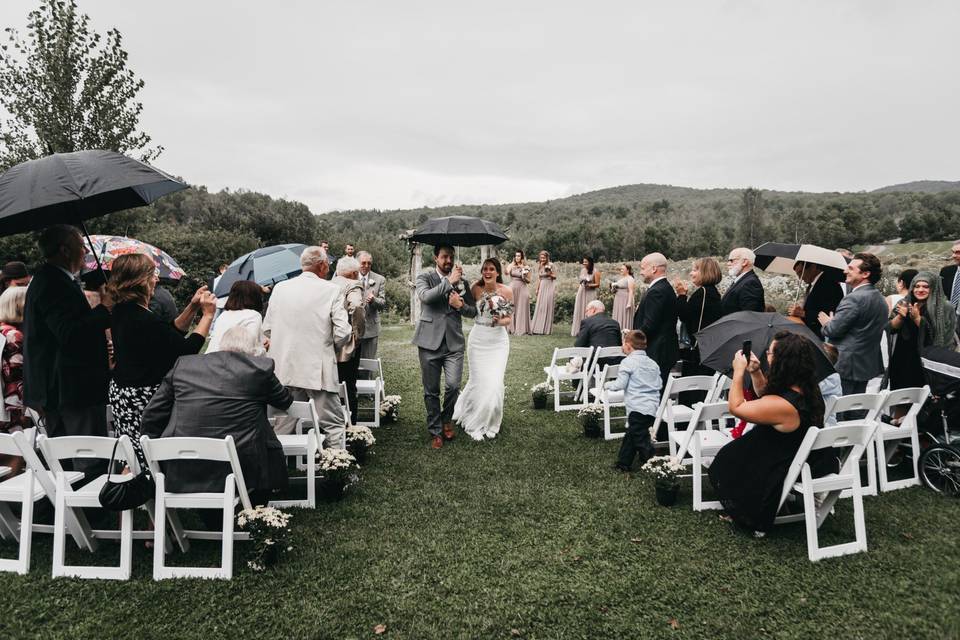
xmin=919 ymin=445 xmax=960 ymax=496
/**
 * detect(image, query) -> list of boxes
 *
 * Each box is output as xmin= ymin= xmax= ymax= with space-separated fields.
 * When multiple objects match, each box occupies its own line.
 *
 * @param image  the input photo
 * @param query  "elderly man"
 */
xmin=940 ymin=241 xmax=960 ymax=335
xmin=23 ymin=225 xmax=111 ymax=472
xmin=787 ymin=262 xmax=843 ymax=339
xmin=264 ymin=246 xmax=351 ymax=448
xmin=819 ymin=252 xmax=888 ymax=400
xmin=332 ymin=255 xmax=366 ymax=423
xmin=576 ymin=300 xmax=624 ymax=367
xmin=357 ymin=251 xmax=387 ymax=359
xmin=721 ymin=247 xmax=765 ymax=316
xmin=632 ymin=252 xmax=679 ymax=386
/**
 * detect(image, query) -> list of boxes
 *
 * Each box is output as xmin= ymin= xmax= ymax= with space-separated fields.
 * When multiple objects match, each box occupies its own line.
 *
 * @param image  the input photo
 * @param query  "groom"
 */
xmin=413 ymin=244 xmax=477 ymax=449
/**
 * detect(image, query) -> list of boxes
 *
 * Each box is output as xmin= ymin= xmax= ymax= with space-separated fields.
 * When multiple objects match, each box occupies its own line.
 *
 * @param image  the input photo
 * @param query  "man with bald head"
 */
xmin=720 ymin=247 xmax=765 ymax=316
xmin=632 ymin=252 xmax=679 ymax=386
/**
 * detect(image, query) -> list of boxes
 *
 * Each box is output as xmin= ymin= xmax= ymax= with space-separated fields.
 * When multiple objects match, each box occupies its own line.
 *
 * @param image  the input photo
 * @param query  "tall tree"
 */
xmin=0 ymin=0 xmax=160 ymax=170
xmin=740 ymin=187 xmax=764 ymax=247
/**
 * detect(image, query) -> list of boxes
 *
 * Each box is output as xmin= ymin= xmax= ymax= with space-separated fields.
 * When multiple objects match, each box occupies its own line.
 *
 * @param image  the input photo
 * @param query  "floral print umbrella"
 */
xmin=82 ymin=235 xmax=186 ymax=280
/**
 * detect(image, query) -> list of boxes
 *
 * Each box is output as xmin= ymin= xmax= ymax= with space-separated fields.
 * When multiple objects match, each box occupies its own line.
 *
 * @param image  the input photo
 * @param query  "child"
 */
xmin=605 ymin=330 xmax=663 ymax=471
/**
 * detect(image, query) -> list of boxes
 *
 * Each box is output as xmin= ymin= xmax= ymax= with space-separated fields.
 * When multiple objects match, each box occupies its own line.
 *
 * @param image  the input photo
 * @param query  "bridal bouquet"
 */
xmin=236 ymin=506 xmax=293 ymax=572
xmin=345 ymin=424 xmax=376 ymax=464
xmin=483 ymin=294 xmax=514 ymax=319
xmin=379 ymin=394 xmax=401 ymax=422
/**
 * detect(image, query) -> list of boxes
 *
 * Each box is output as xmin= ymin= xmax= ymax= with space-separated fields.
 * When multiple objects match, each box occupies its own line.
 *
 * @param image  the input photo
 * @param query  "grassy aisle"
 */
xmin=0 ymin=323 xmax=958 ymax=639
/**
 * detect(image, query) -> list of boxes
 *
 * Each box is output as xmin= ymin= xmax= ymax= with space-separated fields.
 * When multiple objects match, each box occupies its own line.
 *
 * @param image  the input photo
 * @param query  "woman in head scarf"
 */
xmin=887 ymin=270 xmax=957 ymax=393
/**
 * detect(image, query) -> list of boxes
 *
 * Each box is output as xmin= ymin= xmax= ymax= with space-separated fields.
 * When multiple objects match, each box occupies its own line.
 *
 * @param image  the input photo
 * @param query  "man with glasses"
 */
xmin=720 ymin=247 xmax=765 ymax=316
xmin=939 ymin=240 xmax=960 ymax=337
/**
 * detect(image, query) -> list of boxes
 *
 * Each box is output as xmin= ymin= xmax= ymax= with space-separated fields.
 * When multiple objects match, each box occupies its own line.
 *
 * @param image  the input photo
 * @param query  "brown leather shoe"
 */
xmin=431 ymin=436 xmax=443 ymax=449
xmin=442 ymin=422 xmax=455 ymax=441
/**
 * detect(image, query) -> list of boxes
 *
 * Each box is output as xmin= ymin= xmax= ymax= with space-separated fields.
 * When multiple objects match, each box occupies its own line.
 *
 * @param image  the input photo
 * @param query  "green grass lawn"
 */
xmin=1 ymin=323 xmax=958 ymax=639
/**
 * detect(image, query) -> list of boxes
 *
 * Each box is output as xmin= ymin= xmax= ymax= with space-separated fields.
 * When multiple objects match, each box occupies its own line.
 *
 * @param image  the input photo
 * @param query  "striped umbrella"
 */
xmin=214 ymin=243 xmax=308 ymax=298
xmin=81 ymin=235 xmax=186 ymax=280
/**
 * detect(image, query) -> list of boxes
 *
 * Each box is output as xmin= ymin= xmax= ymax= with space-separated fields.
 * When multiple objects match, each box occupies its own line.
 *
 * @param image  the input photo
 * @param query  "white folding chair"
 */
xmin=0 ymin=430 xmax=94 ymax=575
xmin=577 ymin=346 xmax=624 ymax=403
xmin=705 ymin=372 xmax=732 ymax=403
xmin=39 ymin=434 xmax=145 ymax=580
xmin=669 ymin=402 xmax=734 ymax=511
xmin=355 ymin=358 xmax=385 ymax=427
xmin=542 ymin=347 xmax=594 ymax=411
xmin=588 ymin=364 xmax=626 ymax=440
xmin=874 ymin=386 xmax=930 ymax=492
xmin=774 ymin=423 xmax=878 ymax=562
xmin=140 ymin=435 xmax=253 ymax=580
xmin=269 ymin=400 xmax=324 ymax=509
xmin=823 ymin=392 xmax=886 ymax=496
xmin=651 ymin=374 xmax=715 ymax=455
xmin=338 ymin=382 xmax=353 ymax=431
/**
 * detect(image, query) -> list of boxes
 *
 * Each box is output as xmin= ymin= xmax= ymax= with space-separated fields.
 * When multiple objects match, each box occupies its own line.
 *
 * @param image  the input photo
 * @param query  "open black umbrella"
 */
xmin=696 ymin=311 xmax=835 ymax=380
xmin=407 ymin=216 xmax=508 ymax=247
xmin=214 ymin=244 xmax=308 ymax=298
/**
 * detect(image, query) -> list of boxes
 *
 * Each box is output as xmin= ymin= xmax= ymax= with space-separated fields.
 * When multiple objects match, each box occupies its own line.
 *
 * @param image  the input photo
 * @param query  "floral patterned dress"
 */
xmin=0 ymin=323 xmax=25 ymax=433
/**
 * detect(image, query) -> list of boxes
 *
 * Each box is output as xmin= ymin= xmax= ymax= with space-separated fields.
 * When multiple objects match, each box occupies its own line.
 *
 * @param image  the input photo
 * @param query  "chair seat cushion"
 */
xmin=0 ymin=470 xmax=83 ymax=501
xmin=356 ymin=380 xmax=379 ymax=393
xmin=277 ymin=434 xmax=309 ymax=455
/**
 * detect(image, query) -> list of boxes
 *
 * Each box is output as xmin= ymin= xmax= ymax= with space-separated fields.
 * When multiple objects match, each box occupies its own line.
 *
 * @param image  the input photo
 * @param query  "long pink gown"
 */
xmin=612 ymin=275 xmax=635 ymax=330
xmin=508 ymin=265 xmax=531 ymax=335
xmin=570 ymin=268 xmax=598 ymax=336
xmin=531 ymin=263 xmax=556 ymax=335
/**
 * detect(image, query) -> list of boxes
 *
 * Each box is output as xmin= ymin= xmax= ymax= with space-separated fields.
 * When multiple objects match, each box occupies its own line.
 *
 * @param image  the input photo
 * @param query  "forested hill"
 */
xmin=317 ymin=182 xmax=960 ymax=273
xmin=872 ymin=180 xmax=960 ymax=194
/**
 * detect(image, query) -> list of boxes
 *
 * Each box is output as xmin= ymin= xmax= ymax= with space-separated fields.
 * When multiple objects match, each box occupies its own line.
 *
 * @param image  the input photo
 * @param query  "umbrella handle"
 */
xmin=78 ymin=219 xmax=109 ymax=284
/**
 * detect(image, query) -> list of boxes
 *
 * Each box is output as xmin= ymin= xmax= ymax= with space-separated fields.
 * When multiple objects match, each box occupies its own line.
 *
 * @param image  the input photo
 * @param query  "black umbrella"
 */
xmin=407 ymin=216 xmax=509 ymax=247
xmin=695 ymin=311 xmax=835 ymax=380
xmin=0 ymin=150 xmax=188 ymax=277
xmin=214 ymin=243 xmax=308 ymax=298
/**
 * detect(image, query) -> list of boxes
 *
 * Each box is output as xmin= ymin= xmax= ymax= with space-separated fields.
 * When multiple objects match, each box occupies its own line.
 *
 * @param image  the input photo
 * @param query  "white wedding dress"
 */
xmin=453 ymin=293 xmax=510 ymax=440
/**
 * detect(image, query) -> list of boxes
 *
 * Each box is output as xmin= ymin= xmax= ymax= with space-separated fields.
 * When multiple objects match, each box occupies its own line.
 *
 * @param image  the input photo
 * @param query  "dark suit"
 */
xmin=801 ymin=272 xmax=844 ymax=339
xmin=148 ymin=286 xmax=179 ymax=323
xmin=23 ymin=263 xmax=110 ymax=446
xmin=940 ymin=264 xmax=958 ymax=301
xmin=632 ymin=278 xmax=679 ymax=384
xmin=575 ymin=313 xmax=624 ymax=368
xmin=720 ymin=269 xmax=765 ymax=316
xmin=140 ymin=351 xmax=293 ymax=496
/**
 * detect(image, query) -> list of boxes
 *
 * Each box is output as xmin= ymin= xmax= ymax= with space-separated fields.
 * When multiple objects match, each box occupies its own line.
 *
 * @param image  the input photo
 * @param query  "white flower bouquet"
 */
xmin=236 ymin=505 xmax=293 ymax=572
xmin=315 ymin=448 xmax=360 ymax=501
xmin=577 ymin=404 xmax=604 ymax=437
xmin=379 ymin=394 xmax=401 ymax=422
xmin=345 ymin=424 xmax=376 ymax=463
xmin=531 ymin=381 xmax=553 ymax=404
xmin=483 ymin=293 xmax=514 ymax=320
xmin=640 ymin=455 xmax=683 ymax=489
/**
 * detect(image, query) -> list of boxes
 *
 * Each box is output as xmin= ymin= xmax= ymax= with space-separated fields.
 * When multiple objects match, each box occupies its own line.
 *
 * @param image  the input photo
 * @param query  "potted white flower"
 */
xmin=345 ymin=424 xmax=376 ymax=464
xmin=236 ymin=505 xmax=293 ymax=571
xmin=379 ymin=395 xmax=401 ymax=423
xmin=316 ymin=448 xmax=360 ymax=502
xmin=577 ymin=404 xmax=604 ymax=438
xmin=640 ymin=456 xmax=683 ymax=506
xmin=531 ymin=381 xmax=553 ymax=409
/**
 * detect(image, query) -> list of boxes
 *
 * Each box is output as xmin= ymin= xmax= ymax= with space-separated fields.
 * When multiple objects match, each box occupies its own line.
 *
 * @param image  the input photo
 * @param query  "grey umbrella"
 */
xmin=407 ymin=216 xmax=509 ymax=247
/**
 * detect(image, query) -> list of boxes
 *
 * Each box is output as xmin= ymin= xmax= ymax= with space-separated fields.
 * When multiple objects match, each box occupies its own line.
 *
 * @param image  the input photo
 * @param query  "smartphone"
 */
xmin=742 ymin=340 xmax=752 ymax=362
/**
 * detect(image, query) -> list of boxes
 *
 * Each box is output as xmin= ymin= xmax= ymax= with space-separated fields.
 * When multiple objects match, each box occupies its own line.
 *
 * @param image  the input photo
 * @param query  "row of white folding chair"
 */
xmin=356 ymin=358 xmax=385 ymax=427
xmin=576 ymin=346 xmax=625 ymax=404
xmin=588 ymin=364 xmax=626 ymax=440
xmin=668 ymin=402 xmax=735 ymax=511
xmin=543 ymin=346 xmax=595 ymax=411
xmin=652 ymin=373 xmax=717 ymax=455
xmin=269 ymin=399 xmax=324 ymax=509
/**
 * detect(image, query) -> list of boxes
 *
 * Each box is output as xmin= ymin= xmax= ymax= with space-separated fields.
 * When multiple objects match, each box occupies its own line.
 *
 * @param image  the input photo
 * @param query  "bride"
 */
xmin=453 ymin=257 xmax=513 ymax=440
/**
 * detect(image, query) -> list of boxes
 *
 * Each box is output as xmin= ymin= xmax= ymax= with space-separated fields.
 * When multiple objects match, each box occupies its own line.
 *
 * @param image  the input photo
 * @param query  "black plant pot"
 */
xmin=533 ymin=395 xmax=547 ymax=410
xmin=347 ymin=443 xmax=369 ymax=465
xmin=317 ymin=478 xmax=347 ymax=502
xmin=582 ymin=421 xmax=602 ymax=438
xmin=655 ymin=483 xmax=679 ymax=507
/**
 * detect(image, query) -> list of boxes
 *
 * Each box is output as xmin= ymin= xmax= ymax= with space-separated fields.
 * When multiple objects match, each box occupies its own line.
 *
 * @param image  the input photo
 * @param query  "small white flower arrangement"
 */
xmin=577 ymin=404 xmax=604 ymax=436
xmin=380 ymin=394 xmax=401 ymax=422
xmin=236 ymin=505 xmax=293 ymax=572
xmin=316 ymin=448 xmax=360 ymax=499
xmin=345 ymin=424 xmax=376 ymax=447
xmin=531 ymin=381 xmax=553 ymax=408
xmin=640 ymin=455 xmax=683 ymax=488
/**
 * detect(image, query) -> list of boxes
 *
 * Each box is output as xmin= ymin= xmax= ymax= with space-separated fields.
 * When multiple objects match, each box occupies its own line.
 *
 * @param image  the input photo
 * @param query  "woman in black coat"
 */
xmin=674 ymin=257 xmax=724 ymax=377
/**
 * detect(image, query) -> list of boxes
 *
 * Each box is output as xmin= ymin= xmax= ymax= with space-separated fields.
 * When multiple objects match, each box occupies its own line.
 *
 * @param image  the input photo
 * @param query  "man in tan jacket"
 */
xmin=264 ymin=246 xmax=351 ymax=448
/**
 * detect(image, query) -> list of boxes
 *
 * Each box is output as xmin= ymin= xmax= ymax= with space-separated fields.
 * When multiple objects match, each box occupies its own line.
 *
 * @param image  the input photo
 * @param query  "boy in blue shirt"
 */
xmin=605 ymin=330 xmax=663 ymax=471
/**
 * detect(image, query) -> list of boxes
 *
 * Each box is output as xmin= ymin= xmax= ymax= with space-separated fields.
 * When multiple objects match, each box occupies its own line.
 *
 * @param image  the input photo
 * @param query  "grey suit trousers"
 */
xmin=418 ymin=338 xmax=464 ymax=437
xmin=274 ymin=387 xmax=346 ymax=449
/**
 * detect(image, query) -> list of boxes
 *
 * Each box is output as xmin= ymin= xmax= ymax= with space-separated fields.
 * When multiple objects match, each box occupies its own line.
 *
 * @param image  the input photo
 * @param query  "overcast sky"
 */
xmin=2 ymin=1 xmax=958 ymax=213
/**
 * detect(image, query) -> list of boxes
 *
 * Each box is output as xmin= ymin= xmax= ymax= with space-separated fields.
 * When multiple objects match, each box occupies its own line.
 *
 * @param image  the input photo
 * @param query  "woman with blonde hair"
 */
xmin=675 ymin=257 xmax=723 ymax=377
xmin=531 ymin=250 xmax=556 ymax=334
xmin=107 ymin=253 xmax=216 ymax=463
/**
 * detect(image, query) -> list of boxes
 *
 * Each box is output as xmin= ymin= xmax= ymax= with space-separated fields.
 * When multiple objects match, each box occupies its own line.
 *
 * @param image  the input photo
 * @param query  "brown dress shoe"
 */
xmin=442 ymin=422 xmax=455 ymax=441
xmin=431 ymin=436 xmax=443 ymax=449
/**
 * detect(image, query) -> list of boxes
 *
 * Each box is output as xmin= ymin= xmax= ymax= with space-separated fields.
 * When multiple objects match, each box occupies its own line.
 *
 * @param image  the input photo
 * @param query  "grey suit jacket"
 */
xmin=360 ymin=271 xmax=387 ymax=339
xmin=411 ymin=270 xmax=477 ymax=352
xmin=822 ymin=283 xmax=888 ymax=381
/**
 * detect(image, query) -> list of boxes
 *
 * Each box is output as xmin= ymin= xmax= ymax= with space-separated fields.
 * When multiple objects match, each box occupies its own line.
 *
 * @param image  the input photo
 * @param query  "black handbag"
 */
xmin=98 ymin=438 xmax=155 ymax=511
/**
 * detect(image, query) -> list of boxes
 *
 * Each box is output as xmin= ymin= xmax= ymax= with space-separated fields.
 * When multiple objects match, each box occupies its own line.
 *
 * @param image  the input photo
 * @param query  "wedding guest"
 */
xmin=0 ymin=261 xmax=31 ymax=292
xmin=606 ymin=330 xmax=661 ymax=472
xmin=571 ymin=256 xmax=600 ymax=337
xmin=140 ymin=325 xmax=293 ymax=506
xmin=531 ymin=251 xmax=557 ymax=335
xmin=207 ymin=280 xmax=267 ymax=354
xmin=320 ymin=241 xmax=336 ymax=280
xmin=708 ymin=332 xmax=827 ymax=534
xmin=721 ymin=248 xmax=765 ymax=316
xmin=108 ymin=253 xmax=217 ymax=464
xmin=0 ymin=286 xmax=28 ymax=474
xmin=632 ymin=253 xmax=679 ymax=386
xmin=575 ymin=300 xmax=623 ymax=369
xmin=675 ymin=257 xmax=723 ymax=378
xmin=332 ymin=256 xmax=366 ymax=423
xmin=357 ymin=251 xmax=386 ymax=359
xmin=939 ymin=241 xmax=960 ymax=315
xmin=787 ymin=262 xmax=843 ymax=339
xmin=611 ymin=264 xmax=636 ymax=330
xmin=507 ymin=250 xmax=532 ymax=335
xmin=888 ymin=269 xmax=918 ymax=312
xmin=148 ymin=283 xmax=179 ymax=323
xmin=887 ymin=271 xmax=956 ymax=393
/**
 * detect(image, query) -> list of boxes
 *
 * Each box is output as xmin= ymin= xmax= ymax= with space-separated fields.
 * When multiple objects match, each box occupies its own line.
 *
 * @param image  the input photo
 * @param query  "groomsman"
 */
xmin=357 ymin=251 xmax=386 ymax=359
xmin=632 ymin=252 xmax=679 ymax=386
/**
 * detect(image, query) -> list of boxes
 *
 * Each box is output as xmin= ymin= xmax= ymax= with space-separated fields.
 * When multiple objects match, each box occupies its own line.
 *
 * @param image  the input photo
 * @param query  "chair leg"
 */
xmin=118 ymin=509 xmax=133 ymax=580
xmin=153 ymin=479 xmax=167 ymax=580
xmin=307 ymin=437 xmax=317 ymax=509
xmin=221 ymin=482 xmax=235 ymax=580
xmin=851 ymin=482 xmax=868 ymax=554
xmin=692 ymin=444 xmax=702 ymax=511
xmin=16 ymin=470 xmax=34 ymax=574
xmin=800 ymin=467 xmax=821 ymax=561
xmin=51 ymin=471 xmax=67 ymax=578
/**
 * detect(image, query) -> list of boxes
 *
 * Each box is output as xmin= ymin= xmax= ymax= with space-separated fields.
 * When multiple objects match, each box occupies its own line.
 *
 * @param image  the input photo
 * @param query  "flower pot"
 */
xmin=317 ymin=478 xmax=348 ymax=502
xmin=532 ymin=395 xmax=548 ymax=410
xmin=347 ymin=442 xmax=369 ymax=465
xmin=655 ymin=483 xmax=680 ymax=507
xmin=381 ymin=410 xmax=397 ymax=424
xmin=582 ymin=420 xmax=602 ymax=438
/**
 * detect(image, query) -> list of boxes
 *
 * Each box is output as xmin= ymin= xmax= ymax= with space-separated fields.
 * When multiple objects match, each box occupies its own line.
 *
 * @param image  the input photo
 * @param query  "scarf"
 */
xmin=904 ymin=271 xmax=956 ymax=349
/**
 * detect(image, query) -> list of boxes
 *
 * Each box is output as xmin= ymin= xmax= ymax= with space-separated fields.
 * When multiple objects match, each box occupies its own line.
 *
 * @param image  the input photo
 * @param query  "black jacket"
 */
xmin=140 ymin=351 xmax=293 ymax=494
xmin=721 ymin=270 xmax=765 ymax=316
xmin=23 ymin=263 xmax=110 ymax=410
xmin=802 ymin=273 xmax=844 ymax=338
xmin=632 ymin=278 xmax=679 ymax=377
xmin=676 ymin=285 xmax=722 ymax=346
xmin=941 ymin=265 xmax=958 ymax=302
xmin=575 ymin=312 xmax=624 ymax=367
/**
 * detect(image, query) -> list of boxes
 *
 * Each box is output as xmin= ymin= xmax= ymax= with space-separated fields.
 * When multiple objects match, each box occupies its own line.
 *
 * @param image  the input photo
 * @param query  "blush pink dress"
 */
xmin=508 ymin=265 xmax=531 ymax=335
xmin=531 ymin=263 xmax=556 ymax=334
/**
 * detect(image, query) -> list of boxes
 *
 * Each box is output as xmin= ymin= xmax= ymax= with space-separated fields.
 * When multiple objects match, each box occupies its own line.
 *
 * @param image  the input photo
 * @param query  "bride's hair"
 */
xmin=475 ymin=257 xmax=504 ymax=287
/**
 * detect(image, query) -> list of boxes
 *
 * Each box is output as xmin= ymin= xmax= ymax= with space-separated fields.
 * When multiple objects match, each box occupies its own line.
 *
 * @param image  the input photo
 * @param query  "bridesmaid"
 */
xmin=508 ymin=250 xmax=532 ymax=335
xmin=531 ymin=251 xmax=557 ymax=334
xmin=571 ymin=256 xmax=601 ymax=336
xmin=611 ymin=263 xmax=636 ymax=330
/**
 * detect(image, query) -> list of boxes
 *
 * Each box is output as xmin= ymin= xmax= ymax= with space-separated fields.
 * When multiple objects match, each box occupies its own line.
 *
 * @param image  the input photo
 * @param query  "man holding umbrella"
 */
xmin=787 ymin=262 xmax=843 ymax=339
xmin=23 ymin=225 xmax=111 ymax=468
